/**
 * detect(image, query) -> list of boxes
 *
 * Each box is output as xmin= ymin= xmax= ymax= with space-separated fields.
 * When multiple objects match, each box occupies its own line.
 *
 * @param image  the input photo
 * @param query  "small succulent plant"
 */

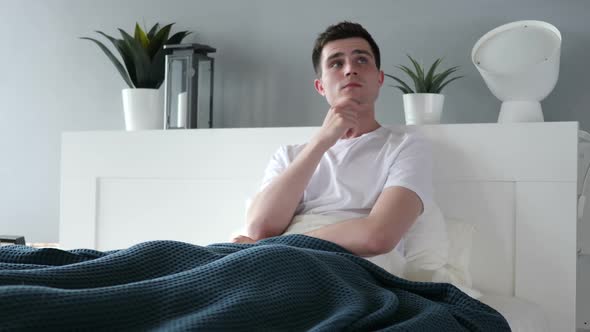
xmin=81 ymin=23 xmax=191 ymax=89
xmin=385 ymin=55 xmax=463 ymax=94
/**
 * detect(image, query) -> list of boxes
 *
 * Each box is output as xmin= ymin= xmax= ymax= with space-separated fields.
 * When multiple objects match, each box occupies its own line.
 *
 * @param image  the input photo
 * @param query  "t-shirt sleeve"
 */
xmin=384 ymin=133 xmax=433 ymax=210
xmin=259 ymin=145 xmax=291 ymax=191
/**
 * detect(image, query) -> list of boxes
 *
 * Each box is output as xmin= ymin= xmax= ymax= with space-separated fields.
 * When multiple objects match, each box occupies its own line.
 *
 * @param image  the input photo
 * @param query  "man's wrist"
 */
xmin=308 ymin=135 xmax=334 ymax=153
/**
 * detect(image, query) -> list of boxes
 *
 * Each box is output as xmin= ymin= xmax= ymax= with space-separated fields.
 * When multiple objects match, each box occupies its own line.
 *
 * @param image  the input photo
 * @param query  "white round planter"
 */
xmin=402 ymin=93 xmax=445 ymax=125
xmin=122 ymin=88 xmax=163 ymax=130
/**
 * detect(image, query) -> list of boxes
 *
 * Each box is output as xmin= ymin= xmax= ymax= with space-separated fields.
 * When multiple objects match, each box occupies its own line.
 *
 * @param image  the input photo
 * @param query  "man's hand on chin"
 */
xmin=313 ymin=97 xmax=362 ymax=148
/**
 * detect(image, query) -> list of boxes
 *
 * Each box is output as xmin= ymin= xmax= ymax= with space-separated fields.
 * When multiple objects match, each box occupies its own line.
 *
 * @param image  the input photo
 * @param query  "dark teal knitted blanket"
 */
xmin=0 ymin=235 xmax=510 ymax=331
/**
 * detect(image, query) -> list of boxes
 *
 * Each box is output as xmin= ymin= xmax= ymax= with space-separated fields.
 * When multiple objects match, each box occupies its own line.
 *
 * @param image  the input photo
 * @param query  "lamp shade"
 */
xmin=472 ymin=20 xmax=561 ymax=122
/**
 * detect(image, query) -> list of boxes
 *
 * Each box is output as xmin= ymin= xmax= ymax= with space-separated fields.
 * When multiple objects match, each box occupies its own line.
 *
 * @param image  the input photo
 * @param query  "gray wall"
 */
xmin=1 ymin=0 xmax=589 ymax=243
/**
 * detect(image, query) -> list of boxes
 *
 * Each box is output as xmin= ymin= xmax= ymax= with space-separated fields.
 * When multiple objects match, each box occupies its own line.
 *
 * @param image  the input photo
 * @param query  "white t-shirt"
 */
xmin=260 ymin=126 xmax=433 ymax=219
xmin=258 ymin=126 xmax=433 ymax=272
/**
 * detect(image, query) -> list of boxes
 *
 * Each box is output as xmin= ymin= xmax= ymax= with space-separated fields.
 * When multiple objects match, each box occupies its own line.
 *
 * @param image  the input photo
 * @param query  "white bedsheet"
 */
xmin=479 ymin=294 xmax=548 ymax=332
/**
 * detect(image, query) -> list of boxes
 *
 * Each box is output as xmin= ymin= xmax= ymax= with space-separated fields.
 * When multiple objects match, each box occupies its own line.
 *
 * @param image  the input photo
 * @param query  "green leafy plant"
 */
xmin=385 ymin=55 xmax=463 ymax=94
xmin=81 ymin=23 xmax=191 ymax=89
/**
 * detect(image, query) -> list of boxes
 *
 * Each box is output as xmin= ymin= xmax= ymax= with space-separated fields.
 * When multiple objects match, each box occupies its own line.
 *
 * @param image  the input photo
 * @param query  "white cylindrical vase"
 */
xmin=403 ymin=93 xmax=445 ymax=125
xmin=122 ymin=88 xmax=164 ymax=131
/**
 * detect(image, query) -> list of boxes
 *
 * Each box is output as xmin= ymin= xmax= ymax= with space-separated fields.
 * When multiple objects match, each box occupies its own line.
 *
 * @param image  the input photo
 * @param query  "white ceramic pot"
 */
xmin=402 ymin=93 xmax=445 ymax=125
xmin=121 ymin=88 xmax=163 ymax=130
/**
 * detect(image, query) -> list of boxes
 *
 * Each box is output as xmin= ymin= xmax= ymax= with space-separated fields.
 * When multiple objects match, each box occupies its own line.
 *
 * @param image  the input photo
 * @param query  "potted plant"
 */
xmin=81 ymin=23 xmax=190 ymax=130
xmin=386 ymin=55 xmax=463 ymax=125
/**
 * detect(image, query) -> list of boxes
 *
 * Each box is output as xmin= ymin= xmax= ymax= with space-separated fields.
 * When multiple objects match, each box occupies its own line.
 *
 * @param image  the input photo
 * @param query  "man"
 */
xmin=232 ymin=22 xmax=432 ymax=259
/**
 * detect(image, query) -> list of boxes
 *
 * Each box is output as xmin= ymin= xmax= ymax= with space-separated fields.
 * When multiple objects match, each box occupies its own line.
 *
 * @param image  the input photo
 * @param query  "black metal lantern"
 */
xmin=163 ymin=43 xmax=216 ymax=129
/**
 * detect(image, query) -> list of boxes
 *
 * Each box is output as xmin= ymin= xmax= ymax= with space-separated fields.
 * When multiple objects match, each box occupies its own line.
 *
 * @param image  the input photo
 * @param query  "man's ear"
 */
xmin=314 ymin=78 xmax=325 ymax=96
xmin=378 ymin=70 xmax=384 ymax=86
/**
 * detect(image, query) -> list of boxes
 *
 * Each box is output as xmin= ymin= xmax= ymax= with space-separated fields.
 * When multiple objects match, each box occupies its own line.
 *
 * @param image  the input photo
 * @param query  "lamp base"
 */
xmin=498 ymin=100 xmax=544 ymax=123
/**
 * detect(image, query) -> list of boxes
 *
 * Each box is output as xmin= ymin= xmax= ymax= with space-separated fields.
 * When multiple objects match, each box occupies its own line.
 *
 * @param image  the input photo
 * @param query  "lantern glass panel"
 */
xmin=167 ymin=56 xmax=191 ymax=129
xmin=196 ymin=58 xmax=212 ymax=128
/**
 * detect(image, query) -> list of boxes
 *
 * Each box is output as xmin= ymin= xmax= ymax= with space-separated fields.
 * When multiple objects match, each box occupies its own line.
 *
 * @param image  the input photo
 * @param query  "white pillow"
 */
xmin=403 ymin=203 xmax=482 ymax=299
xmin=434 ymin=219 xmax=475 ymax=286
xmin=431 ymin=219 xmax=482 ymax=298
xmin=403 ymin=202 xmax=449 ymax=275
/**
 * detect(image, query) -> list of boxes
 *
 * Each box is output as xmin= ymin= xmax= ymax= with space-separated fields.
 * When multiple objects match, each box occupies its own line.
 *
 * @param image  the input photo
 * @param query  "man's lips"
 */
xmin=342 ymin=82 xmax=362 ymax=89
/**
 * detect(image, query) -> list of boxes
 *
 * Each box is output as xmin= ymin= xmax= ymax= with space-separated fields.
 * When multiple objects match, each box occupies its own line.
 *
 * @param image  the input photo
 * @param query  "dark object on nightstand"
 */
xmin=0 ymin=235 xmax=26 ymax=246
xmin=164 ymin=43 xmax=216 ymax=129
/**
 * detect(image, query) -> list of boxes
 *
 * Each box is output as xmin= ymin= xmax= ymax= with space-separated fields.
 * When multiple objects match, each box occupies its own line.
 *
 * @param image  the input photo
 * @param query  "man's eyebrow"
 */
xmin=325 ymin=49 xmax=374 ymax=62
xmin=326 ymin=52 xmax=344 ymax=62
xmin=352 ymin=49 xmax=374 ymax=58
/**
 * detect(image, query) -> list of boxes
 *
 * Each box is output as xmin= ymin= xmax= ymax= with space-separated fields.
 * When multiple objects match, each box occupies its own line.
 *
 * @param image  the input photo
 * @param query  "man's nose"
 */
xmin=344 ymin=62 xmax=358 ymax=76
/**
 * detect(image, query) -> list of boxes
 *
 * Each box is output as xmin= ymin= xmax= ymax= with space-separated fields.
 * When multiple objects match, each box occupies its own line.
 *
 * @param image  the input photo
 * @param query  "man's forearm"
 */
xmin=246 ymin=141 xmax=329 ymax=240
xmin=304 ymin=186 xmax=422 ymax=257
xmin=303 ymin=217 xmax=387 ymax=257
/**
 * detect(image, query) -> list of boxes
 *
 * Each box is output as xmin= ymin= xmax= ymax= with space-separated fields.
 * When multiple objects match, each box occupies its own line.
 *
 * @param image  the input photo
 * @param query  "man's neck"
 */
xmin=351 ymin=108 xmax=381 ymax=138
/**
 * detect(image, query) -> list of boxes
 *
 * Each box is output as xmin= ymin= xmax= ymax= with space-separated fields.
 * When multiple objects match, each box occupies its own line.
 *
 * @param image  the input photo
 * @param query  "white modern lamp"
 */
xmin=472 ymin=20 xmax=562 ymax=122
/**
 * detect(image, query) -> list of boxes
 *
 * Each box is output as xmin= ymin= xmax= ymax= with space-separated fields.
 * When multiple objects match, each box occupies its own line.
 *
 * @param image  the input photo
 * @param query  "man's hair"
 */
xmin=312 ymin=21 xmax=381 ymax=76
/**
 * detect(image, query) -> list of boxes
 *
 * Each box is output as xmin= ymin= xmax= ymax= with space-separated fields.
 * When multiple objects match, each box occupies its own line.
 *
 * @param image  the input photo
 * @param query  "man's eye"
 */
xmin=357 ymin=57 xmax=368 ymax=64
xmin=330 ymin=61 xmax=342 ymax=68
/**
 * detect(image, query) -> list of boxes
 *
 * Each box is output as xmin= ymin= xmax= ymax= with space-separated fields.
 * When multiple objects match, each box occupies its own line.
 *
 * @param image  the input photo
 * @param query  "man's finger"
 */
xmin=232 ymin=235 xmax=256 ymax=244
xmin=332 ymin=108 xmax=359 ymax=119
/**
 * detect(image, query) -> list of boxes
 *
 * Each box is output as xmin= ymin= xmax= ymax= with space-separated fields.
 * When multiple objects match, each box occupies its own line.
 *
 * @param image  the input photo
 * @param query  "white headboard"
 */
xmin=60 ymin=122 xmax=579 ymax=331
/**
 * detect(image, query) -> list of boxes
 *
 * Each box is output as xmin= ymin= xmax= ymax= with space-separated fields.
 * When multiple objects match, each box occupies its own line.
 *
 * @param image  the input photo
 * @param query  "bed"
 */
xmin=31 ymin=122 xmax=580 ymax=330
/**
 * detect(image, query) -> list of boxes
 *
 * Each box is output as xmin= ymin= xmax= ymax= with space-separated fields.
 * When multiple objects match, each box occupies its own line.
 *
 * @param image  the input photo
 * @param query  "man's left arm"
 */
xmin=303 ymin=186 xmax=423 ymax=257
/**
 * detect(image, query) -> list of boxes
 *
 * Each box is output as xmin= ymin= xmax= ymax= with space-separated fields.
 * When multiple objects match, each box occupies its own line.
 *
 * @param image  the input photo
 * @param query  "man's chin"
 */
xmin=340 ymin=93 xmax=367 ymax=105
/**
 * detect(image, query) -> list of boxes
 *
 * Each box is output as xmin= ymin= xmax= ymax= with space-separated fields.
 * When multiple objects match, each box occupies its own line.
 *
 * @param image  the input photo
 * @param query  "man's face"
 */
xmin=314 ymin=37 xmax=384 ymax=106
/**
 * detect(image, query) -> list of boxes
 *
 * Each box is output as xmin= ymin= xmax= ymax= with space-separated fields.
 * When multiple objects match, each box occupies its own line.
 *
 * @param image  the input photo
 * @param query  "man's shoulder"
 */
xmin=380 ymin=126 xmax=429 ymax=146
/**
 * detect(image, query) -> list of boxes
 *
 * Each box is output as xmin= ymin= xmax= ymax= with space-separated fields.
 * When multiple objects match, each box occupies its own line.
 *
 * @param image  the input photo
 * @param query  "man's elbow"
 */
xmin=364 ymin=228 xmax=401 ymax=256
xmin=366 ymin=240 xmax=398 ymax=256
xmin=245 ymin=218 xmax=280 ymax=241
